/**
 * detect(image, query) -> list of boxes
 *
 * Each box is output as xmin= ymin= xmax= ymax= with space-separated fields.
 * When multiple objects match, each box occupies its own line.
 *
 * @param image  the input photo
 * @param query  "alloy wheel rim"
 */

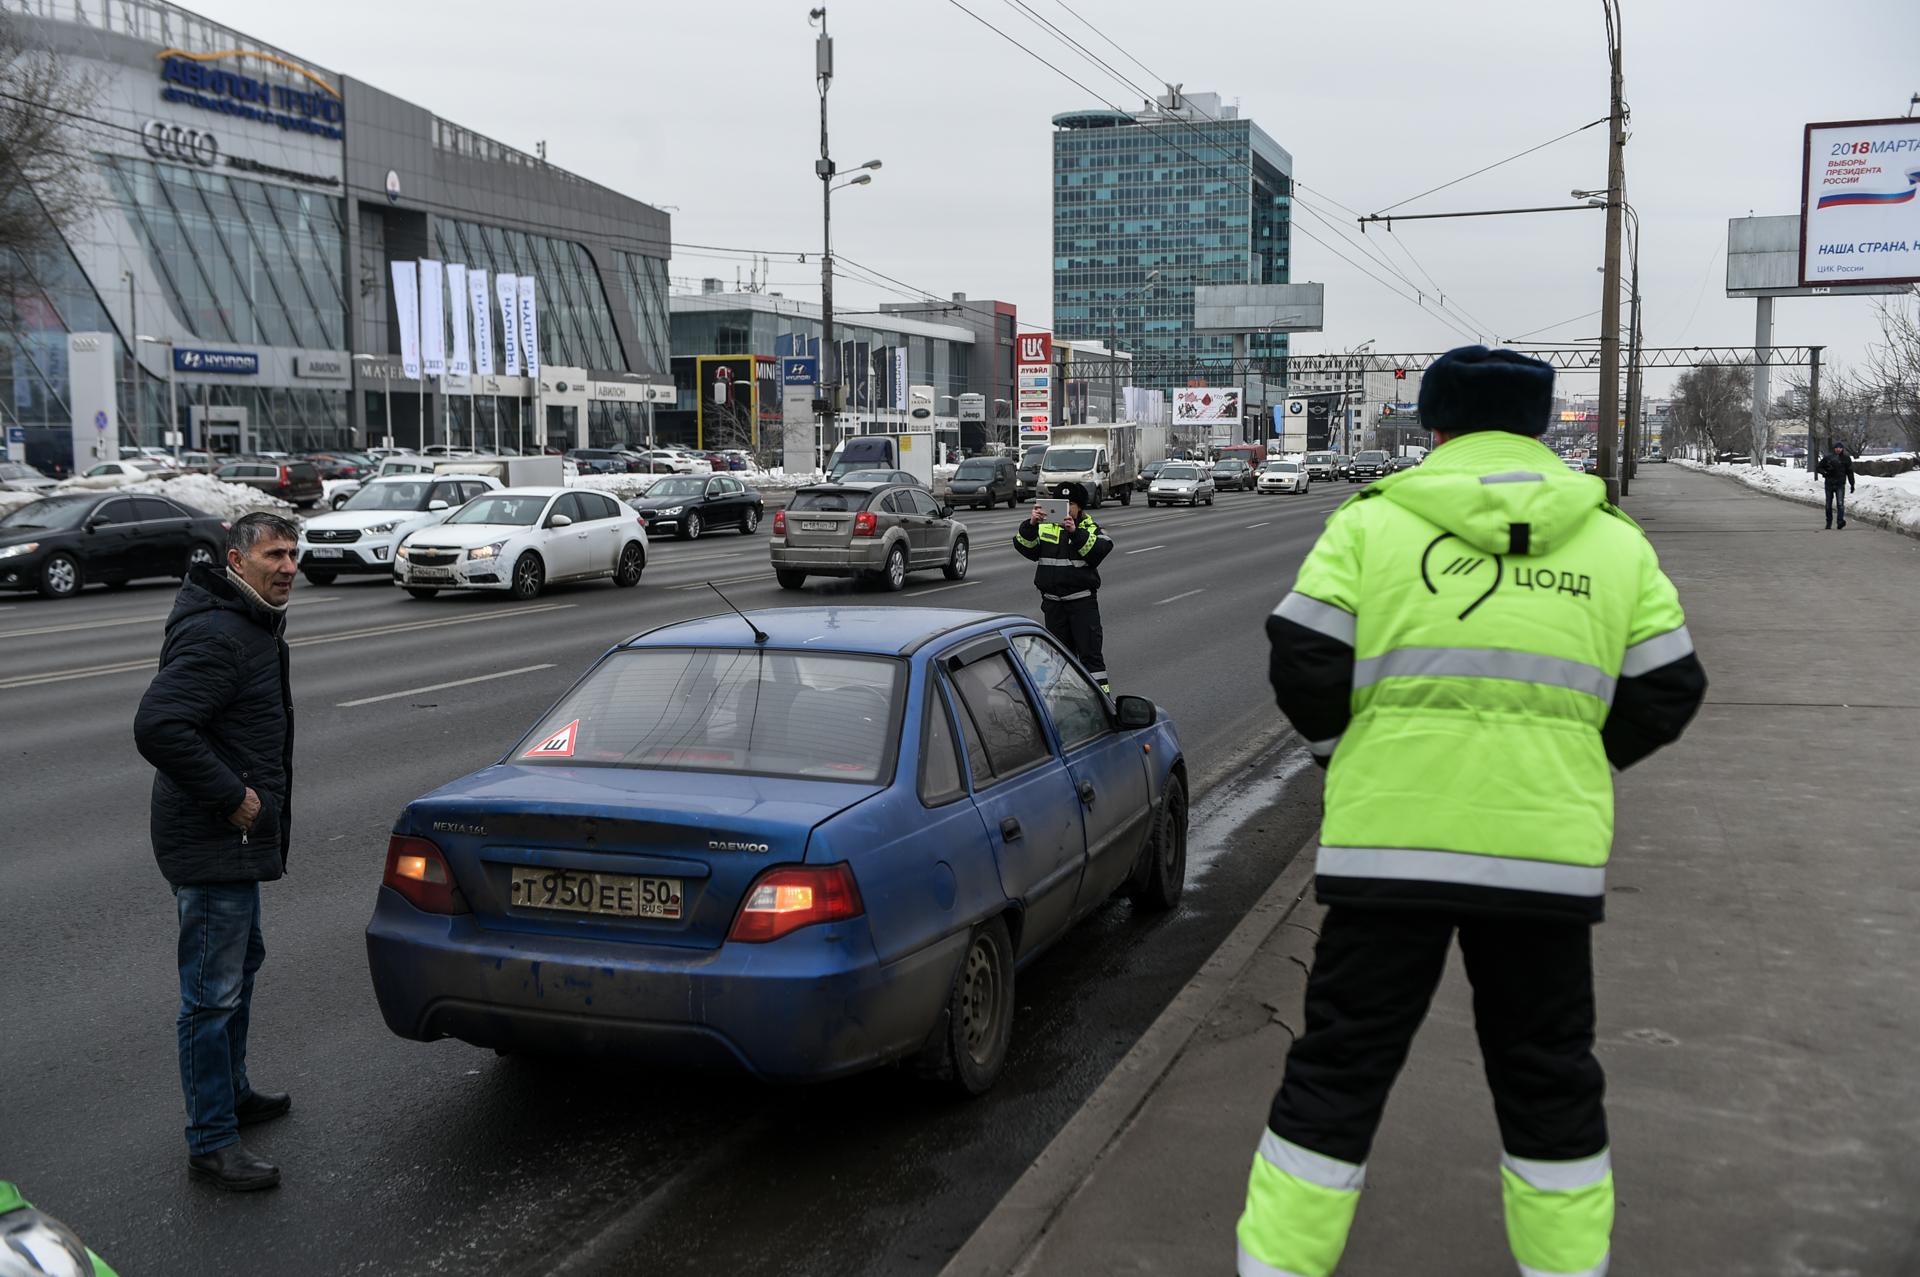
xmin=688 ymin=514 xmax=701 ymax=537
xmin=961 ymin=937 xmax=1000 ymax=1062
xmin=745 ymin=510 xmax=758 ymax=532
xmin=889 ymin=551 xmax=905 ymax=587
xmin=516 ymin=558 xmax=539 ymax=592
xmin=621 ymin=545 xmax=640 ymax=576
xmin=1165 ymin=793 xmax=1186 ymax=872
xmin=48 ymin=559 xmax=76 ymax=592
xmin=190 ymin=547 xmax=213 ymax=566
xmin=954 ymin=542 xmax=967 ymax=574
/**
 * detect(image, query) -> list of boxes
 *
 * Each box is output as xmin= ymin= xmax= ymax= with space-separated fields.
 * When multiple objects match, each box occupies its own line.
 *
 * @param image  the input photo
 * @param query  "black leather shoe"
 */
xmin=235 ymin=1090 xmax=291 ymax=1127
xmin=188 ymin=1142 xmax=280 ymax=1191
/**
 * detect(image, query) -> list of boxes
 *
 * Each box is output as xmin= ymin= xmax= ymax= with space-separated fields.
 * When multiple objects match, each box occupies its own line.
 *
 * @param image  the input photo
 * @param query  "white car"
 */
xmin=637 ymin=448 xmax=710 ymax=475
xmin=1146 ymin=462 xmax=1215 ymax=507
xmin=297 ymin=473 xmax=501 ymax=584
xmin=394 ymin=486 xmax=647 ymax=600
xmin=1256 ymin=460 xmax=1308 ymax=495
xmin=83 ymin=459 xmax=173 ymax=481
xmin=377 ymin=456 xmax=440 ymax=479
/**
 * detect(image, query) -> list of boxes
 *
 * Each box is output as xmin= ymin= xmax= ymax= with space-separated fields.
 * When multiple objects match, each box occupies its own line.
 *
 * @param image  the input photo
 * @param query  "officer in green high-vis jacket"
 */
xmin=0 ymin=1182 xmax=118 ymax=1277
xmin=1237 ymin=347 xmax=1707 ymax=1277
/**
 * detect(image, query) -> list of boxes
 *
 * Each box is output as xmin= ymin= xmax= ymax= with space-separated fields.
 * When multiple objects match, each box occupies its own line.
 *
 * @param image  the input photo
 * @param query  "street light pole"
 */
xmin=137 ymin=335 xmax=178 ymax=461
xmin=1596 ymin=0 xmax=1627 ymax=502
xmin=813 ymin=9 xmax=836 ymax=443
xmin=1621 ymin=202 xmax=1642 ymax=496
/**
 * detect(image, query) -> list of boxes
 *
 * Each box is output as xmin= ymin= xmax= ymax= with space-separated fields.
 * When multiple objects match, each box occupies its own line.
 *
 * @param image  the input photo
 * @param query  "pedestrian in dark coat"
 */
xmin=134 ymin=511 xmax=300 ymax=1192
xmin=1013 ymin=481 xmax=1115 ymax=691
xmin=1815 ymin=443 xmax=1855 ymax=529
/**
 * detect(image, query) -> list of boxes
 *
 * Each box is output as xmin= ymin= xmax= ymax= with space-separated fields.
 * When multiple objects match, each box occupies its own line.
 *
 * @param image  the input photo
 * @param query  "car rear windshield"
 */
xmin=518 ymin=648 xmax=902 ymax=782
xmin=1042 ymin=448 xmax=1096 ymax=472
xmin=788 ymin=489 xmax=875 ymax=513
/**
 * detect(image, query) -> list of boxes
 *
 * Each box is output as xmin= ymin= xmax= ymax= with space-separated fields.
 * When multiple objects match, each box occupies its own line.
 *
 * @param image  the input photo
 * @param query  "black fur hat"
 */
xmin=1417 ymin=345 xmax=1555 ymax=438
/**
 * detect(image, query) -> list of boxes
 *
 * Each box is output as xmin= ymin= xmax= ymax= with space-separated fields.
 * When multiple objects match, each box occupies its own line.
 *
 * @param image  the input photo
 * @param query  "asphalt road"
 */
xmin=0 ymin=482 xmax=1347 ymax=1276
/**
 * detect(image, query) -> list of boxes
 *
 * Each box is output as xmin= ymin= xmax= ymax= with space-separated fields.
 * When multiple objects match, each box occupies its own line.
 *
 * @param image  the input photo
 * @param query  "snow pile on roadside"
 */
xmin=1678 ymin=459 xmax=1920 ymax=535
xmin=0 ymin=489 xmax=41 ymax=516
xmin=69 ymin=472 xmax=295 ymax=520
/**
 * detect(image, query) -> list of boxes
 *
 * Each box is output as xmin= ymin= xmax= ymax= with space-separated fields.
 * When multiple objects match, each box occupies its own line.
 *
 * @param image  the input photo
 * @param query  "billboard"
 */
xmin=1800 ymin=117 xmax=1920 ymax=287
xmin=1174 ymin=386 xmax=1241 ymax=424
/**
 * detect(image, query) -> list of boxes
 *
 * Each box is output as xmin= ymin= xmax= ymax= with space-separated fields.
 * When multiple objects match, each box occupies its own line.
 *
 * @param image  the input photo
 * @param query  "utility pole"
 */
xmin=1596 ymin=0 xmax=1626 ymax=503
xmin=1808 ymin=346 xmax=1823 ymax=460
xmin=813 ymin=8 xmax=836 ymax=445
xmin=1621 ymin=202 xmax=1641 ymax=496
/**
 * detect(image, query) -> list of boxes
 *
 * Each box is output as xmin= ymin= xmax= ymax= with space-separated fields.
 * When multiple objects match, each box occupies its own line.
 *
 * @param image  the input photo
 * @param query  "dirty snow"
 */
xmin=1678 ymin=459 xmax=1920 ymax=535
xmin=0 ymin=473 xmax=292 ymax=521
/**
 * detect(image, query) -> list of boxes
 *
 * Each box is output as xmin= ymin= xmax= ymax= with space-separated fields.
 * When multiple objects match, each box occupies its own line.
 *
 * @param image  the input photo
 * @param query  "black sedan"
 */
xmin=0 ymin=492 xmax=225 ymax=599
xmin=631 ymin=473 xmax=764 ymax=539
xmin=1209 ymin=459 xmax=1257 ymax=491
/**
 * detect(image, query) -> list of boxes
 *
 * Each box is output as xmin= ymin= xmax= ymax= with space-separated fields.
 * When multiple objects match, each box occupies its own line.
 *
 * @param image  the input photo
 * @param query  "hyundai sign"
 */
xmin=782 ymin=357 xmax=819 ymax=386
xmin=174 ymin=348 xmax=260 ymax=375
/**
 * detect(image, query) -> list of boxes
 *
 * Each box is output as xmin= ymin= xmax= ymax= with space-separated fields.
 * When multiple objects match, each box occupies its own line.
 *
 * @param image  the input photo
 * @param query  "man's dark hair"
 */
xmin=226 ymin=511 xmax=299 ymax=558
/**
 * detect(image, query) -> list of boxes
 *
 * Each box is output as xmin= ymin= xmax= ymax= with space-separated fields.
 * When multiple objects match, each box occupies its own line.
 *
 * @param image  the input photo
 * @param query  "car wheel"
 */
xmin=510 ymin=551 xmax=545 ymax=600
xmin=1007 ymin=493 xmax=1018 ymax=509
xmin=679 ymin=511 xmax=702 ymax=541
xmin=1118 ymin=486 xmax=1132 ymax=506
xmin=1147 ymin=499 xmax=1157 ymax=508
xmin=331 ymin=494 xmax=351 ymax=510
xmin=774 ymin=568 xmax=807 ymax=591
xmin=1205 ymin=492 xmax=1214 ymax=505
xmin=303 ymin=569 xmax=337 ymax=586
xmin=1126 ymin=773 xmax=1188 ymax=911
xmin=739 ymin=507 xmax=760 ymax=535
xmin=613 ymin=541 xmax=645 ymax=587
xmin=405 ymin=587 xmax=439 ymax=600
xmin=37 ymin=552 xmax=80 ymax=599
xmin=879 ymin=543 xmax=908 ymax=592
xmin=943 ymin=536 xmax=969 ymax=581
xmin=916 ymin=916 xmax=1015 ymax=1096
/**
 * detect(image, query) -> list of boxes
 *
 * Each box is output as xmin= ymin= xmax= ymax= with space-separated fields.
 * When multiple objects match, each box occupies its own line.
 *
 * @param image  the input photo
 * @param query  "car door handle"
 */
xmin=1000 ymin=817 xmax=1023 ymax=843
xmin=1077 ymin=780 xmax=1097 ymax=807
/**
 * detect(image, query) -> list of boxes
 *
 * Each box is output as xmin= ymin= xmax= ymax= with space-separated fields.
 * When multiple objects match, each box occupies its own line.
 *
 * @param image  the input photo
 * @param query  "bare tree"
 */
xmin=0 ymin=12 xmax=97 ymax=314
xmin=1668 ymin=365 xmax=1752 ymax=458
xmin=1777 ymin=365 xmax=1880 ymax=455
xmin=1864 ymin=291 xmax=1920 ymax=454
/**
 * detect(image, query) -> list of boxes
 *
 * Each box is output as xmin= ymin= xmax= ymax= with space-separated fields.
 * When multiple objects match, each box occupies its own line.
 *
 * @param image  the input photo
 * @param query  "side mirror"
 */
xmin=1114 ymin=694 xmax=1157 ymax=729
xmin=549 ymin=514 xmax=574 ymax=528
xmin=937 ymin=504 xmax=953 ymax=519
xmin=86 ymin=516 xmax=108 ymax=531
xmin=427 ymin=499 xmax=449 ymax=512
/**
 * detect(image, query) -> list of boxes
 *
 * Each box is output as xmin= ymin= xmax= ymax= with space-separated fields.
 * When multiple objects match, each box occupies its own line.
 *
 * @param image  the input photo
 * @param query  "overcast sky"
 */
xmin=213 ymin=0 xmax=1920 ymax=396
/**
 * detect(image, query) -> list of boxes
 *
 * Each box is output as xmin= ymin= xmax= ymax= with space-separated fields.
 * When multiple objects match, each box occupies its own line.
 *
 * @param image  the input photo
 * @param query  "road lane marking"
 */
xmin=1156 ymin=589 xmax=1206 ymax=606
xmin=0 ymin=596 xmax=343 ymax=641
xmin=1125 ymin=545 xmax=1165 ymax=555
xmin=675 ymin=573 xmax=772 ymax=591
xmin=337 ymin=663 xmax=556 ymax=707
xmin=1246 ymin=522 xmax=1270 ymax=529
xmin=909 ymin=580 xmax=980 ymax=595
xmin=0 ymin=602 xmax=576 ymax=691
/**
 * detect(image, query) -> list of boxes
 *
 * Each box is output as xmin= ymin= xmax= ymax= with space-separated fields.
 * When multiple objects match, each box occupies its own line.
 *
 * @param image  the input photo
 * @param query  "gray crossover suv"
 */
xmin=769 ymin=482 xmax=969 ymax=592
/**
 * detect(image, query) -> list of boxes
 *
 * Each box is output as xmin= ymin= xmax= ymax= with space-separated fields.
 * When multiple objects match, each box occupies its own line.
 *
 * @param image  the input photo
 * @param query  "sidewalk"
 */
xmin=942 ymin=467 xmax=1920 ymax=1277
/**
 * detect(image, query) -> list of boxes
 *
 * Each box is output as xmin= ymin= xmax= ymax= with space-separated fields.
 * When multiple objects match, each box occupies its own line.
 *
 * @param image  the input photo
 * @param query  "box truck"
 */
xmin=1037 ymin=424 xmax=1139 ymax=508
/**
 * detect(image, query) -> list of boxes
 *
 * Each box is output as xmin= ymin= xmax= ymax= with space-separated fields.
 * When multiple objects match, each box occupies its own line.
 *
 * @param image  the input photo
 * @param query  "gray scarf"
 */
xmin=227 ymin=567 xmax=289 ymax=615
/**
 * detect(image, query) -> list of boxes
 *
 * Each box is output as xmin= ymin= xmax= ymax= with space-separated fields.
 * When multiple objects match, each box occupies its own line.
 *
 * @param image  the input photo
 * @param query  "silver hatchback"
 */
xmin=770 ymin=483 xmax=970 ymax=591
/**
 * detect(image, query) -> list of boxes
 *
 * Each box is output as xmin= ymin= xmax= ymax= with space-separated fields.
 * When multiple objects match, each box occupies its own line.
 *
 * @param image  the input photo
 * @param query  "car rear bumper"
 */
xmin=365 ymin=887 xmax=963 ymax=1080
xmin=768 ymin=541 xmax=890 ymax=576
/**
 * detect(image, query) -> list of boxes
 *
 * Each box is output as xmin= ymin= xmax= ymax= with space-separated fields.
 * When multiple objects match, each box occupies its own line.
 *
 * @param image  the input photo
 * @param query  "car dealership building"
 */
xmin=6 ymin=0 xmax=671 ymax=470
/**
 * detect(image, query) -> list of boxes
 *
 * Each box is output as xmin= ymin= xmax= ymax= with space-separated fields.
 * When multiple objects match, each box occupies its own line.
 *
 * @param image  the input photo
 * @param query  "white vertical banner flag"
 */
xmin=389 ymin=261 xmax=421 ymax=381
xmin=446 ymin=264 xmax=471 ymax=378
xmin=893 ymin=348 xmax=908 ymax=410
xmin=497 ymin=274 xmax=522 ymax=377
xmin=469 ymin=268 xmax=494 ymax=377
xmin=517 ymin=275 xmax=540 ymax=378
xmin=418 ymin=259 xmax=447 ymax=377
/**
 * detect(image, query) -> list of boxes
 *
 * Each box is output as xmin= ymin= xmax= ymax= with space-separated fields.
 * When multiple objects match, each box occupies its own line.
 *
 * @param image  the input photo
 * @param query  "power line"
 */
xmin=1047 ymin=0 xmax=1163 ymax=86
xmin=1371 ymin=117 xmax=1608 ymax=217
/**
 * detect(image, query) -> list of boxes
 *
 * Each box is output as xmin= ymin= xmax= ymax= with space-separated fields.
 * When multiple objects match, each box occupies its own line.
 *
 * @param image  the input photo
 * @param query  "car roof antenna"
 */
xmin=706 ymin=582 xmax=769 ymax=645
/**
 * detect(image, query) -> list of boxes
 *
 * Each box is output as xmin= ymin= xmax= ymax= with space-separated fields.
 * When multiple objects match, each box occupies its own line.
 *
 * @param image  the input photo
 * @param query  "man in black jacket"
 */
xmin=1013 ymin=481 xmax=1115 ymax=691
xmin=1816 ymin=442 xmax=1855 ymax=529
xmin=134 ymin=511 xmax=299 ymax=1191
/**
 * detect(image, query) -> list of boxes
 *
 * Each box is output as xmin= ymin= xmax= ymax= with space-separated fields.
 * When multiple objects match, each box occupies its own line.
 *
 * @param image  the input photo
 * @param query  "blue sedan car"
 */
xmin=365 ymin=607 xmax=1187 ymax=1093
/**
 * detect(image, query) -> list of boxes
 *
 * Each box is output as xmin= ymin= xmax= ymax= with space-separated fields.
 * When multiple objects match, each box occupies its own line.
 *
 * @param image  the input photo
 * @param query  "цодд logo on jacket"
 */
xmin=1419 ymin=533 xmax=1595 ymax=621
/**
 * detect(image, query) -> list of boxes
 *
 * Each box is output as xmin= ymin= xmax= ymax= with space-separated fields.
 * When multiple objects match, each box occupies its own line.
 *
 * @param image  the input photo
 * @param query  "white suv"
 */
xmin=394 ymin=487 xmax=648 ymax=600
xmin=297 ymin=474 xmax=499 ymax=584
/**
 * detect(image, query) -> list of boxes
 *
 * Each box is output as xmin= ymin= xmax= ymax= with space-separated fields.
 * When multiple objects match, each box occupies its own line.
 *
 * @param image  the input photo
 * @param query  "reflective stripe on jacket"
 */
xmin=1266 ymin=430 xmax=1706 ymax=919
xmin=1014 ymin=515 xmax=1112 ymax=596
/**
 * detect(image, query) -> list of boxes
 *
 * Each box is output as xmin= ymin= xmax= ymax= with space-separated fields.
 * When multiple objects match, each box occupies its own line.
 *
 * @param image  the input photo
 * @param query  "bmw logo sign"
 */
xmin=385 ymin=169 xmax=401 ymax=204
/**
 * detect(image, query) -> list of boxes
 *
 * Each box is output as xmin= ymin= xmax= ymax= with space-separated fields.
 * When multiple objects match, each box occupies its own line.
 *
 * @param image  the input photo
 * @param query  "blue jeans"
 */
xmin=1825 ymin=486 xmax=1847 ymax=526
xmin=175 ymin=882 xmax=265 ymax=1154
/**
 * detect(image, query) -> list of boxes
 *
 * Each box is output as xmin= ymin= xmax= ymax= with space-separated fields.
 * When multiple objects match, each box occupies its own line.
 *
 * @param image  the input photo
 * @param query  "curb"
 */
xmin=1674 ymin=461 xmax=1920 ymax=543
xmin=938 ymin=832 xmax=1319 ymax=1277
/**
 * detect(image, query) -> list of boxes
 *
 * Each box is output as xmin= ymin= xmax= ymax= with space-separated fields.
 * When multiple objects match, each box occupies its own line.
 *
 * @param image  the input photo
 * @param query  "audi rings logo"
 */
xmin=141 ymin=119 xmax=219 ymax=167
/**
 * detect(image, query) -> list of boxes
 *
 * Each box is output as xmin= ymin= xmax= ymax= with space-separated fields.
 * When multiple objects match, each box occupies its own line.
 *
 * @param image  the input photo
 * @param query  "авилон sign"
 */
xmin=158 ymin=51 xmax=345 ymax=141
xmin=174 ymin=348 xmax=260 ymax=375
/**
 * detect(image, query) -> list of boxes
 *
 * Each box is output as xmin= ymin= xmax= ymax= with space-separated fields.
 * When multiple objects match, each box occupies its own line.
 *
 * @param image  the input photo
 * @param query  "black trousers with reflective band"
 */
xmin=1268 ymin=905 xmax=1608 ymax=1166
xmin=1042 ymin=594 xmax=1107 ymax=682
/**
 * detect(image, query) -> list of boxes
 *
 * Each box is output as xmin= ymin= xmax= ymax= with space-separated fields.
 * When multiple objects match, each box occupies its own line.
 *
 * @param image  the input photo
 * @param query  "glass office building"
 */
xmin=1053 ymin=91 xmax=1293 ymax=393
xmin=4 ymin=0 xmax=669 ymax=470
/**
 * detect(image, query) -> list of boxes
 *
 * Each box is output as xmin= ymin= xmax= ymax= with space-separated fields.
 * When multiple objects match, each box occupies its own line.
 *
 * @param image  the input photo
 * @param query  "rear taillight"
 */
xmin=772 ymin=509 xmax=787 ymax=535
xmin=851 ymin=511 xmax=878 ymax=537
xmin=728 ymin=863 xmax=863 ymax=943
xmin=382 ymin=834 xmax=469 ymax=914
xmin=278 ymin=464 xmax=292 ymax=486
